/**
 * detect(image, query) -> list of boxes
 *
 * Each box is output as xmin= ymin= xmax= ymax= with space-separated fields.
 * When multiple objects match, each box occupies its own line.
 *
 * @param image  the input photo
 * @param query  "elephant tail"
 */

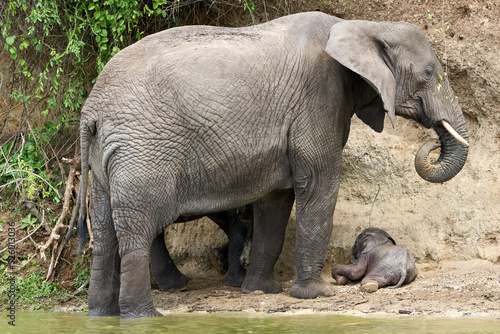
xmin=63 ymin=185 xmax=82 ymax=245
xmin=388 ymin=257 xmax=408 ymax=289
xmin=65 ymin=120 xmax=94 ymax=255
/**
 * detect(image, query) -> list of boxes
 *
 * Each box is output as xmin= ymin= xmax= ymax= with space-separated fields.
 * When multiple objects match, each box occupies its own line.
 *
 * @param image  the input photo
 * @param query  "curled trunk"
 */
xmin=414 ymin=119 xmax=469 ymax=183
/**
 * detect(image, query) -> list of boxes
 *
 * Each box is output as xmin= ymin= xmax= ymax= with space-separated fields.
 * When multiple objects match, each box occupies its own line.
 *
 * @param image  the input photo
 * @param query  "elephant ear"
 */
xmin=361 ymin=228 xmax=396 ymax=254
xmin=350 ymin=228 xmax=395 ymax=262
xmin=325 ymin=20 xmax=396 ymax=131
xmin=349 ymin=233 xmax=365 ymax=263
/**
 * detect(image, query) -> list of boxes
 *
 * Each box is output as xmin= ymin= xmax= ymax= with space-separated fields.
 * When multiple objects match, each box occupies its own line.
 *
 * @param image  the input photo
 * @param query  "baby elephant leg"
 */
xmin=331 ymin=260 xmax=368 ymax=285
xmin=360 ymin=269 xmax=402 ymax=293
xmin=359 ymin=278 xmax=379 ymax=293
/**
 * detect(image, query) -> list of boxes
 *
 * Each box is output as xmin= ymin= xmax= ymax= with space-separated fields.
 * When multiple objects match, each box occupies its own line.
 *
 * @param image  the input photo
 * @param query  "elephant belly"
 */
xmin=178 ymin=158 xmax=294 ymax=216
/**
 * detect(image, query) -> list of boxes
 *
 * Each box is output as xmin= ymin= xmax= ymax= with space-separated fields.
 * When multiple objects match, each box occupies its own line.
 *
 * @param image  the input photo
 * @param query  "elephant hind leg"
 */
xmin=360 ymin=280 xmax=379 ymax=293
xmin=150 ymin=230 xmax=191 ymax=292
xmin=207 ymin=206 xmax=253 ymax=287
xmin=361 ymin=267 xmax=403 ymax=292
xmin=112 ymin=203 xmax=164 ymax=318
xmin=119 ymin=249 xmax=162 ymax=318
xmin=87 ymin=175 xmax=120 ymax=316
xmin=242 ymin=189 xmax=294 ymax=294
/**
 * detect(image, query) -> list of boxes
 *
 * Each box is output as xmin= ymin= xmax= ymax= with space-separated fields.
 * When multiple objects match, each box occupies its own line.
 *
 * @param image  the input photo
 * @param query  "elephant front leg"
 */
xmin=225 ymin=205 xmax=253 ymax=287
xmin=150 ymin=230 xmax=191 ymax=291
xmin=241 ymin=189 xmax=294 ymax=294
xmin=290 ymin=174 xmax=341 ymax=299
xmin=291 ymin=215 xmax=335 ymax=299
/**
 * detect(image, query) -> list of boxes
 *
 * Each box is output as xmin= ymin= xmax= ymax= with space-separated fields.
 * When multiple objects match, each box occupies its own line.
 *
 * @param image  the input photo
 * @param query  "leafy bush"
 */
xmin=0 ymin=269 xmax=62 ymax=310
xmin=1 ymin=122 xmax=64 ymax=205
xmin=1 ymin=0 xmax=258 ymax=123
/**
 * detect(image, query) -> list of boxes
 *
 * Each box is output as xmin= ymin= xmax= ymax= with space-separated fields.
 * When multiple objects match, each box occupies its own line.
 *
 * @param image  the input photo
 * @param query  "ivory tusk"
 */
xmin=441 ymin=120 xmax=469 ymax=147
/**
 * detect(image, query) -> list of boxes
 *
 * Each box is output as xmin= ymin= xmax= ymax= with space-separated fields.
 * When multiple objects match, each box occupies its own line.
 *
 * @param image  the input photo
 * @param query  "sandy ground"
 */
xmin=150 ymin=260 xmax=500 ymax=318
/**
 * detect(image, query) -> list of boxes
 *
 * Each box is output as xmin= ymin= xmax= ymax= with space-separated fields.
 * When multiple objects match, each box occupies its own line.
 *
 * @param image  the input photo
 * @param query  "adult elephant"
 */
xmin=74 ymin=12 xmax=469 ymax=318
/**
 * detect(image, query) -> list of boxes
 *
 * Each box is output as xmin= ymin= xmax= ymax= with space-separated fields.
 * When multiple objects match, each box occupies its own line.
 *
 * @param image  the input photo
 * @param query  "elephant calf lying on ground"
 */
xmin=331 ymin=227 xmax=418 ymax=292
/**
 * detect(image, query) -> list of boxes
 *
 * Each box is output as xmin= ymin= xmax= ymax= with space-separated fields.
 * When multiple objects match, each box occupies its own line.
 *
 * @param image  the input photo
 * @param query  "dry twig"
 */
xmin=39 ymin=155 xmax=80 ymax=282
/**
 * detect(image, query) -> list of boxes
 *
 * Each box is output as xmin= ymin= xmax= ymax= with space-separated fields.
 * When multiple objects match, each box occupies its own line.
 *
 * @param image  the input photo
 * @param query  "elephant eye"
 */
xmin=424 ymin=65 xmax=435 ymax=78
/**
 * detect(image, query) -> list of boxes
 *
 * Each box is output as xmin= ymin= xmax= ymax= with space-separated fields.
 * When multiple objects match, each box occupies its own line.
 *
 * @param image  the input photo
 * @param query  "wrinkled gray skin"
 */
xmin=67 ymin=190 xmax=252 ymax=290
xmin=331 ymin=227 xmax=418 ymax=292
xmin=150 ymin=206 xmax=253 ymax=291
xmin=75 ymin=12 xmax=468 ymax=318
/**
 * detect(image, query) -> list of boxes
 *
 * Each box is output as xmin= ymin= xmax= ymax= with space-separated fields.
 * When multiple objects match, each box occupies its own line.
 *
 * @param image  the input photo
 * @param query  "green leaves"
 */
xmin=20 ymin=213 xmax=37 ymax=230
xmin=5 ymin=36 xmax=18 ymax=59
xmin=5 ymin=35 xmax=15 ymax=45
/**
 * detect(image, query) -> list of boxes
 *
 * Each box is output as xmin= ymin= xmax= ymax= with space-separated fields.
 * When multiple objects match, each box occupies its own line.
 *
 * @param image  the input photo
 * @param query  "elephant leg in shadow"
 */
xmin=150 ymin=205 xmax=253 ymax=291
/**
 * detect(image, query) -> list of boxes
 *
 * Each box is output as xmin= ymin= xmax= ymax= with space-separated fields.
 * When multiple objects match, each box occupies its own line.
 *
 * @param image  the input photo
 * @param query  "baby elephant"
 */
xmin=331 ymin=227 xmax=418 ymax=292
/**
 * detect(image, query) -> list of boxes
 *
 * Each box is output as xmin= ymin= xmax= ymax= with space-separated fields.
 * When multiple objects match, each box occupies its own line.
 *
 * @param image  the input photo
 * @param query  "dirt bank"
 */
xmin=149 ymin=260 xmax=500 ymax=318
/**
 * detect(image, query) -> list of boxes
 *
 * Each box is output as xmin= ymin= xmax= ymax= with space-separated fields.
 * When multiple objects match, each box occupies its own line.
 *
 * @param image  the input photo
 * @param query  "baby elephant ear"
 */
xmin=356 ymin=227 xmax=395 ymax=255
xmin=325 ymin=20 xmax=397 ymax=129
xmin=349 ymin=233 xmax=365 ymax=263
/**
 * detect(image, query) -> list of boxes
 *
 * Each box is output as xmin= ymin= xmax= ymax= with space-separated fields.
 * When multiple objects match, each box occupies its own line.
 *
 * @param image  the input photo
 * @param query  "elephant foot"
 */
xmin=88 ymin=308 xmax=120 ymax=317
xmin=209 ymin=247 xmax=228 ymax=274
xmin=332 ymin=275 xmax=348 ymax=285
xmin=290 ymin=279 xmax=335 ymax=299
xmin=157 ymin=273 xmax=191 ymax=292
xmin=87 ymin=291 xmax=120 ymax=317
xmin=360 ymin=280 xmax=379 ymax=293
xmin=224 ymin=269 xmax=246 ymax=287
xmin=241 ymin=276 xmax=282 ymax=294
xmin=120 ymin=308 xmax=163 ymax=319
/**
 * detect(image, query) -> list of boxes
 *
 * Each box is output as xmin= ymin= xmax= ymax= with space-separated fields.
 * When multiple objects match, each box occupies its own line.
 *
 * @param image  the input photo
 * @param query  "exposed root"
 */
xmin=38 ymin=155 xmax=80 ymax=282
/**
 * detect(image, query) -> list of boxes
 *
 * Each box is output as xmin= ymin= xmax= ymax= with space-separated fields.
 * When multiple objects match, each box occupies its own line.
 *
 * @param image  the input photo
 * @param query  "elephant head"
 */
xmin=325 ymin=20 xmax=469 ymax=183
xmin=349 ymin=227 xmax=396 ymax=263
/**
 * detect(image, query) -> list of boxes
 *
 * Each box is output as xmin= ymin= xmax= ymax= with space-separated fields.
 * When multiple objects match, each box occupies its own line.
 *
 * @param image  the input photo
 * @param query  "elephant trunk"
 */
xmin=414 ymin=118 xmax=469 ymax=183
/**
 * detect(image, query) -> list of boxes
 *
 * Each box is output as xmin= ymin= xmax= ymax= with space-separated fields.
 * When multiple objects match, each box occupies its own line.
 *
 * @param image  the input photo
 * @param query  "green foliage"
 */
xmin=0 ymin=270 xmax=62 ymax=310
xmin=20 ymin=213 xmax=37 ymax=229
xmin=0 ymin=122 xmax=63 ymax=205
xmin=240 ymin=0 xmax=257 ymax=14
xmin=73 ymin=253 xmax=92 ymax=288
xmin=2 ymin=0 xmax=142 ymax=116
xmin=1 ymin=0 xmax=259 ymax=119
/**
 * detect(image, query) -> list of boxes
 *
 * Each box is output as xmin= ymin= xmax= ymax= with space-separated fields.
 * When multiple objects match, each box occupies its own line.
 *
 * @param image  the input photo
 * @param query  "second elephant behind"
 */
xmin=151 ymin=206 xmax=253 ymax=291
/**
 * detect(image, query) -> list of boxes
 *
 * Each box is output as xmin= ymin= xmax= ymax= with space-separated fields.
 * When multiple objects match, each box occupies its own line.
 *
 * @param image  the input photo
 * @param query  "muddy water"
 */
xmin=1 ymin=312 xmax=499 ymax=333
